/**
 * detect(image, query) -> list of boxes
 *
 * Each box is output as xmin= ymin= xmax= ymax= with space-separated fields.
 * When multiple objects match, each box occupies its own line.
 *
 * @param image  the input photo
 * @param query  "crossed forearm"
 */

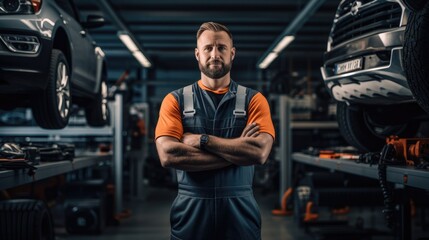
xmin=156 ymin=136 xmax=232 ymax=172
xmin=156 ymin=124 xmax=272 ymax=171
xmin=181 ymin=123 xmax=272 ymax=166
xmin=201 ymin=134 xmax=272 ymax=165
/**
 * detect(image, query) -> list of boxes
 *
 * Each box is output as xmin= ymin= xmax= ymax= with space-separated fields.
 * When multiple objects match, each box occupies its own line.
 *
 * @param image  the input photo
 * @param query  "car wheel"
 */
xmin=85 ymin=74 xmax=109 ymax=127
xmin=404 ymin=2 xmax=429 ymax=114
xmin=403 ymin=0 xmax=427 ymax=12
xmin=336 ymin=102 xmax=419 ymax=152
xmin=32 ymin=49 xmax=71 ymax=129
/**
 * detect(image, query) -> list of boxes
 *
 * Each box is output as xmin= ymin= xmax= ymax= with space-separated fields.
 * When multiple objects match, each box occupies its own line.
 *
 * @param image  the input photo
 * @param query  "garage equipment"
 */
xmin=271 ymin=187 xmax=293 ymax=216
xmin=294 ymin=171 xmax=383 ymax=239
xmin=359 ymin=136 xmax=429 ymax=229
xmin=64 ymin=179 xmax=107 ymax=234
xmin=384 ymin=136 xmax=429 ymax=167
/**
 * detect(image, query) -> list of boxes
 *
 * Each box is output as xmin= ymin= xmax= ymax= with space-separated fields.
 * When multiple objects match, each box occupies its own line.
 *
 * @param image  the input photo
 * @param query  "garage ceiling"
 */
xmin=75 ymin=0 xmax=340 ymax=80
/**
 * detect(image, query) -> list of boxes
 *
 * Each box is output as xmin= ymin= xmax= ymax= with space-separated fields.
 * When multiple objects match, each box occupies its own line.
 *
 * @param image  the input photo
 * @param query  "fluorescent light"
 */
xmin=118 ymin=33 xmax=139 ymax=52
xmin=258 ymin=52 xmax=278 ymax=69
xmin=257 ymin=36 xmax=295 ymax=69
xmin=273 ymin=36 xmax=295 ymax=53
xmin=133 ymin=51 xmax=152 ymax=68
xmin=118 ymin=32 xmax=152 ymax=68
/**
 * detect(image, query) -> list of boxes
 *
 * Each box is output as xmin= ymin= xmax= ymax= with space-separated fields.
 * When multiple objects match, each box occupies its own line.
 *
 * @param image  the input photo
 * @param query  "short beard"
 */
xmin=199 ymin=60 xmax=232 ymax=79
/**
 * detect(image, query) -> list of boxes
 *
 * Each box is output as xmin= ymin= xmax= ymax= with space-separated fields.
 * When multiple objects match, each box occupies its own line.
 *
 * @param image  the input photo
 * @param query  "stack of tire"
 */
xmin=0 ymin=199 xmax=55 ymax=240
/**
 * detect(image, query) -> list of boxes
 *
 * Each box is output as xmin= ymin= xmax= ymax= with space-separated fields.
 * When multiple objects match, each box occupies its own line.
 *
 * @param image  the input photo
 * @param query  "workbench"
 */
xmin=0 ymin=153 xmax=111 ymax=190
xmin=292 ymin=152 xmax=429 ymax=239
xmin=292 ymin=152 xmax=429 ymax=190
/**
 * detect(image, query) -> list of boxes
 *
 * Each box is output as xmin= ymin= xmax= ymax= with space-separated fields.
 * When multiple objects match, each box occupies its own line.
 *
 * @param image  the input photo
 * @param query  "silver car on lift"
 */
xmin=321 ymin=0 xmax=429 ymax=152
xmin=0 ymin=0 xmax=109 ymax=129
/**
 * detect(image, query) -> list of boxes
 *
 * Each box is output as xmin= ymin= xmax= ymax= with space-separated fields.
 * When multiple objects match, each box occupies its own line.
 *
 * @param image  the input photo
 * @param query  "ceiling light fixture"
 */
xmin=258 ymin=52 xmax=278 ymax=70
xmin=258 ymin=35 xmax=295 ymax=70
xmin=118 ymin=31 xmax=151 ymax=68
xmin=273 ymin=36 xmax=295 ymax=53
xmin=118 ymin=33 xmax=139 ymax=52
xmin=258 ymin=36 xmax=295 ymax=69
xmin=98 ymin=0 xmax=152 ymax=68
xmin=133 ymin=51 xmax=152 ymax=68
xmin=257 ymin=0 xmax=326 ymax=69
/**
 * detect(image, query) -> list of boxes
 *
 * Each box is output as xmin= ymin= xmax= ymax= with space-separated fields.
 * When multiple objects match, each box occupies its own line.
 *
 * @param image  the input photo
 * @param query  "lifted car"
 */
xmin=321 ymin=0 xmax=429 ymax=152
xmin=0 ymin=0 xmax=109 ymax=129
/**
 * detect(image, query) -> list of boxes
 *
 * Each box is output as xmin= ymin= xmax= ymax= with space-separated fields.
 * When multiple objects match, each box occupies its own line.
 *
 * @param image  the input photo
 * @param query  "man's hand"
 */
xmin=241 ymin=122 xmax=260 ymax=137
xmin=181 ymin=133 xmax=200 ymax=148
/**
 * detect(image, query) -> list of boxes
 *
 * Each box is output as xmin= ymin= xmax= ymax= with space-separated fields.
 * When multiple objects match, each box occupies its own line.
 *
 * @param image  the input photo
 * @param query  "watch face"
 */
xmin=200 ymin=134 xmax=209 ymax=148
xmin=201 ymin=135 xmax=209 ymax=142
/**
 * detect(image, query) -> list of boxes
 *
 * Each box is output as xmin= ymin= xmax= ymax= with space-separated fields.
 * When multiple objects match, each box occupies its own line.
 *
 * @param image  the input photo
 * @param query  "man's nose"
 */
xmin=210 ymin=48 xmax=220 ymax=59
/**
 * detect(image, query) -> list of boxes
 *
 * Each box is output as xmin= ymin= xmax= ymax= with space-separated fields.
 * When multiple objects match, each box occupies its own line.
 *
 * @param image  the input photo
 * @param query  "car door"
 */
xmin=54 ymin=0 xmax=97 ymax=93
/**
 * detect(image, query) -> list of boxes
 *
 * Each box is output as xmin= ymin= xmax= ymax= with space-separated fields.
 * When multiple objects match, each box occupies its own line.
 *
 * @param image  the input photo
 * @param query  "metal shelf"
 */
xmin=0 ymin=94 xmax=125 ymax=215
xmin=0 ymin=126 xmax=114 ymax=136
xmin=292 ymin=152 xmax=429 ymax=190
xmin=0 ymin=154 xmax=111 ymax=191
xmin=291 ymin=121 xmax=338 ymax=129
xmin=71 ymin=153 xmax=111 ymax=170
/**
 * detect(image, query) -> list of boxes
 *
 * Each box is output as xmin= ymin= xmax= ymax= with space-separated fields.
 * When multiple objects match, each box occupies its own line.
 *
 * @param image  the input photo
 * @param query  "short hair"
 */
xmin=196 ymin=22 xmax=233 ymax=45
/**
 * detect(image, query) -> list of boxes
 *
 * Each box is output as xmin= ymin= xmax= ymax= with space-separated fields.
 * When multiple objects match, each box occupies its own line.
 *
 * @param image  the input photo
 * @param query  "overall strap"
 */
xmin=233 ymin=85 xmax=247 ymax=118
xmin=182 ymin=84 xmax=195 ymax=117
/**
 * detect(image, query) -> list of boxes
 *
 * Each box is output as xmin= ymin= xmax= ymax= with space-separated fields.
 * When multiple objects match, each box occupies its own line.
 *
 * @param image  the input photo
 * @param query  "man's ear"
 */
xmin=231 ymin=47 xmax=236 ymax=61
xmin=195 ymin=48 xmax=199 ymax=61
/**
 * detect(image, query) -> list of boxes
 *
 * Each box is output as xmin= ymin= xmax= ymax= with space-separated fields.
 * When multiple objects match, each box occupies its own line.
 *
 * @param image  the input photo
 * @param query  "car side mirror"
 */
xmin=82 ymin=15 xmax=105 ymax=29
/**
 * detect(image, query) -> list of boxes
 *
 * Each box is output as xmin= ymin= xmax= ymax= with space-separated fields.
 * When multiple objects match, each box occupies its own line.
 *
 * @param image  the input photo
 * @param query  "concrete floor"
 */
xmin=56 ymin=186 xmax=312 ymax=240
xmin=56 ymin=186 xmax=428 ymax=240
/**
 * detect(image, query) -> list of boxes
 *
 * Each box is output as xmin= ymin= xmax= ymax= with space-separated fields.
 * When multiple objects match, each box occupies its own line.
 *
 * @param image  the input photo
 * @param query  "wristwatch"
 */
xmin=200 ymin=134 xmax=209 ymax=150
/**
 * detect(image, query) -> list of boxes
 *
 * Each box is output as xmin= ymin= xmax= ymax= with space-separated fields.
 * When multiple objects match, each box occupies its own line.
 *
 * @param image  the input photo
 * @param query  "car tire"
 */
xmin=32 ymin=49 xmax=71 ymax=129
xmin=0 ymin=199 xmax=55 ymax=240
xmin=404 ymin=2 xmax=429 ymax=115
xmin=402 ymin=0 xmax=427 ymax=12
xmin=336 ymin=102 xmax=419 ymax=152
xmin=85 ymin=71 xmax=109 ymax=127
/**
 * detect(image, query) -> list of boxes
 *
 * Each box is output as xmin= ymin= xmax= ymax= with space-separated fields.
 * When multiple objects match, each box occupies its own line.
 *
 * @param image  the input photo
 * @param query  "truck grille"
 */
xmin=337 ymin=0 xmax=374 ymax=17
xmin=331 ymin=1 xmax=402 ymax=47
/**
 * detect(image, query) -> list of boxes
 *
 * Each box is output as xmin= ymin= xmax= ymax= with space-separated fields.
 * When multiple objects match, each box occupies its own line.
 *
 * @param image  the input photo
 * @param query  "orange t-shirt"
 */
xmin=155 ymin=81 xmax=275 ymax=140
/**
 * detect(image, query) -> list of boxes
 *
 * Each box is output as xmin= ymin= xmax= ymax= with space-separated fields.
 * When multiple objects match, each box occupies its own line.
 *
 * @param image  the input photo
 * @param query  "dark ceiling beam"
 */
xmin=94 ymin=34 xmax=276 ymax=42
xmin=91 ymin=25 xmax=332 ymax=37
xmin=97 ymin=1 xmax=129 ymax=33
xmin=110 ymin=0 xmax=310 ymax=6
xmin=91 ymin=24 xmax=285 ymax=33
xmin=117 ymin=13 xmax=335 ymax=24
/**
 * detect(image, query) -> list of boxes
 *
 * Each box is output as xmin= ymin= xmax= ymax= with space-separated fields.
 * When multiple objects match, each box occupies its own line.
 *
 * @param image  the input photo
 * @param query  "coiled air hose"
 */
xmin=378 ymin=144 xmax=396 ymax=229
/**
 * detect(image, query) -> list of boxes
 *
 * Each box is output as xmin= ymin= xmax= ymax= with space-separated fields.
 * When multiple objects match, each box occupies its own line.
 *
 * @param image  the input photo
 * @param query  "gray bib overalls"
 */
xmin=169 ymin=80 xmax=262 ymax=240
